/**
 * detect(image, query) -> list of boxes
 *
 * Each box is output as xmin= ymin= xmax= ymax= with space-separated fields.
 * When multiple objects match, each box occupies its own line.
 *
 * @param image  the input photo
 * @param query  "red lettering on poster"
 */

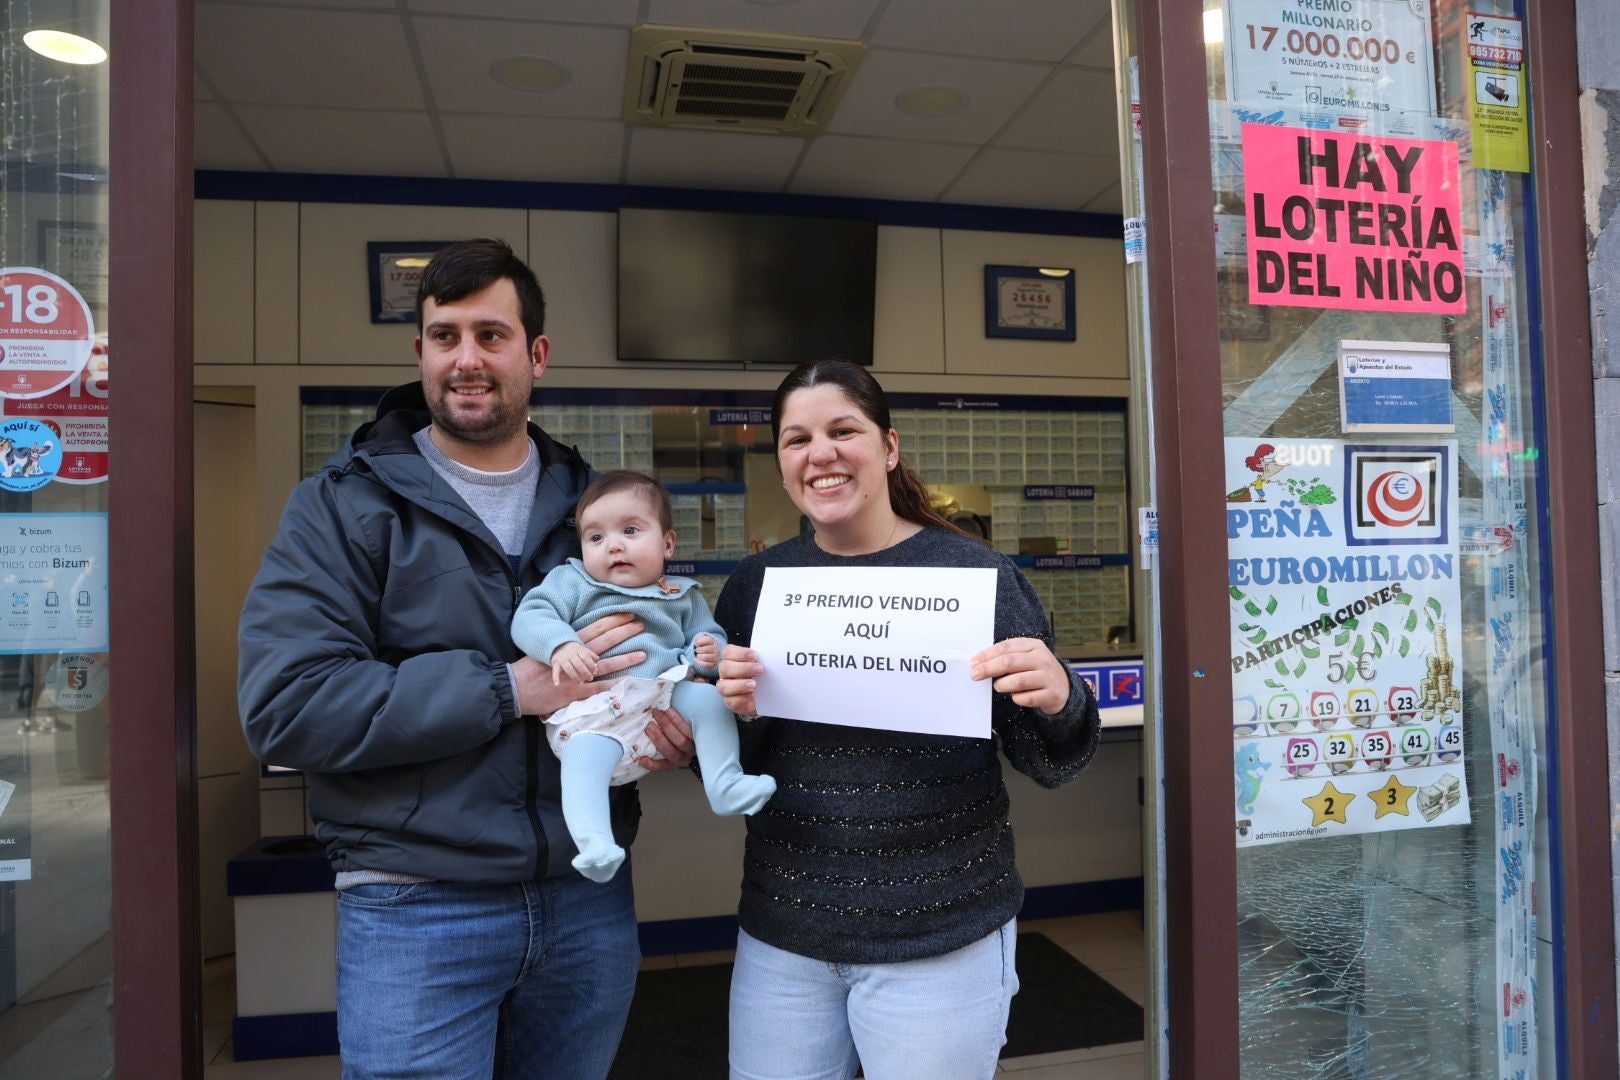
xmin=1243 ymin=124 xmax=1464 ymax=315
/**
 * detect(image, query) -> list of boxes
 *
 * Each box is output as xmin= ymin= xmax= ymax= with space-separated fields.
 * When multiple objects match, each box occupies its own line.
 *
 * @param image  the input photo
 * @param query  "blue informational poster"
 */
xmin=1337 ymin=340 xmax=1455 ymax=433
xmin=0 ymin=512 xmax=108 ymax=654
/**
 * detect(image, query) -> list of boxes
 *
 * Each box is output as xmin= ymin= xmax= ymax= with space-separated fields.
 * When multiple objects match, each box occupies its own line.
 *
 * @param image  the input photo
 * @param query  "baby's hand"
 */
xmin=693 ymin=634 xmax=719 ymax=669
xmin=550 ymin=642 xmax=599 ymax=686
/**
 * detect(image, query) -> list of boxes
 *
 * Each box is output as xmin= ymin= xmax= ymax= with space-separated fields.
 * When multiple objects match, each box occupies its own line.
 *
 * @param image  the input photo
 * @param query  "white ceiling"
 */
xmin=192 ymin=0 xmax=1125 ymax=214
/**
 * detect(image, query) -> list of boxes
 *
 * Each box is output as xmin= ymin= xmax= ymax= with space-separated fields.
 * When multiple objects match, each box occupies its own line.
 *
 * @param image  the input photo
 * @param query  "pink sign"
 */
xmin=1242 ymin=125 xmax=1464 ymax=314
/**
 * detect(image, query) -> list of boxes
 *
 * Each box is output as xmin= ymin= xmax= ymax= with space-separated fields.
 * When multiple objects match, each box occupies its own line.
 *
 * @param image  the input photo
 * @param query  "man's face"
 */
xmin=415 ymin=278 xmax=548 ymax=450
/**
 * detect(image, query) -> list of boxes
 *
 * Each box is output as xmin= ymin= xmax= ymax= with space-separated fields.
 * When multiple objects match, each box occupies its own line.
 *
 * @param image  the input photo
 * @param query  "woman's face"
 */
xmin=776 ymin=383 xmax=900 ymax=535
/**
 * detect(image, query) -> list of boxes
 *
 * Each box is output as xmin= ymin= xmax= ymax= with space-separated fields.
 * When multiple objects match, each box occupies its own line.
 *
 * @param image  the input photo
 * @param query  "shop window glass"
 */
xmin=0 ymin=3 xmax=114 ymax=1072
xmin=1204 ymin=0 xmax=1550 ymax=1074
xmin=302 ymin=389 xmax=1138 ymax=656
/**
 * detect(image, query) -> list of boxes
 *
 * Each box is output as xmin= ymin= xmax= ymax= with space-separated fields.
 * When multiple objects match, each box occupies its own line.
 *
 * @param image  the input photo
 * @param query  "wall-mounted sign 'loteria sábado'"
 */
xmin=0 ymin=268 xmax=95 ymax=400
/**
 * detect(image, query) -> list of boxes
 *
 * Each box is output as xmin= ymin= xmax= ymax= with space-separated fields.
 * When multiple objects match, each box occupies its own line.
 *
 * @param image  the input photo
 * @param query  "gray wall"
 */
xmin=1576 ymin=0 xmax=1620 ymax=1031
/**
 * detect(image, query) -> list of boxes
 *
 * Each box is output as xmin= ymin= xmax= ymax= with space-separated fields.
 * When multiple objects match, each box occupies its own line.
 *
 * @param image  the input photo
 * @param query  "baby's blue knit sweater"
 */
xmin=511 ymin=558 xmax=726 ymax=678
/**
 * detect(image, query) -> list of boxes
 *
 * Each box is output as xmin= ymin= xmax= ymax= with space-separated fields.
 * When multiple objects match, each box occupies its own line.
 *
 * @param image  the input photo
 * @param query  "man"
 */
xmin=238 ymin=238 xmax=693 ymax=1079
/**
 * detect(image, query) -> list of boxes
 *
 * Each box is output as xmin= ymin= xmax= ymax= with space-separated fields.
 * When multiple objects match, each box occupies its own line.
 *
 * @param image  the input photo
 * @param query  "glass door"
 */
xmin=1200 ymin=0 xmax=1553 ymax=1074
xmin=0 ymin=3 xmax=114 ymax=1074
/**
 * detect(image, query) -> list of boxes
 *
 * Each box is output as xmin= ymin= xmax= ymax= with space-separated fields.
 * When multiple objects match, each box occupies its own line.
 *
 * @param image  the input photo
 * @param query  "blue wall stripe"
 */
xmin=232 ymin=1011 xmax=339 ymax=1061
xmin=194 ymin=170 xmax=1123 ymax=238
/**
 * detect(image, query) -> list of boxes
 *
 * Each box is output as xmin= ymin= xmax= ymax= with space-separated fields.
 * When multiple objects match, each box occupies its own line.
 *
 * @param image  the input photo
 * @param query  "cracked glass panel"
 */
xmin=1205 ymin=0 xmax=1551 ymax=1075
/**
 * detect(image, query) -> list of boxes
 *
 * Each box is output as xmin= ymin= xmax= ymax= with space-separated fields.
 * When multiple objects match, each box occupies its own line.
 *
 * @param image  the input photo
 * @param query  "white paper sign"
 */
xmin=1224 ymin=0 xmax=1438 ymax=120
xmin=750 ymin=566 xmax=997 ymax=739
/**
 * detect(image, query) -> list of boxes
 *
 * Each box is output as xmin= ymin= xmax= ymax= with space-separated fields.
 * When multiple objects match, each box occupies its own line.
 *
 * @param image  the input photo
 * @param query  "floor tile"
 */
xmin=1097 ymin=966 xmax=1146 ymax=1006
xmin=204 ymin=1022 xmax=233 ymax=1064
xmin=672 ymin=948 xmax=735 ymax=968
xmin=999 ymin=1051 xmax=1145 ymax=1078
xmin=1000 ymin=1041 xmax=1145 ymax=1071
xmin=1029 ymin=917 xmax=1146 ymax=973
xmin=203 ymin=1053 xmax=342 ymax=1078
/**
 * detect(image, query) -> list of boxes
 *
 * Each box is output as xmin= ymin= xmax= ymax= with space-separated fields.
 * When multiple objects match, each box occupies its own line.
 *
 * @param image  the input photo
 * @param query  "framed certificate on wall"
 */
xmin=367 ymin=241 xmax=452 ymax=324
xmin=983 ymin=265 xmax=1076 ymax=341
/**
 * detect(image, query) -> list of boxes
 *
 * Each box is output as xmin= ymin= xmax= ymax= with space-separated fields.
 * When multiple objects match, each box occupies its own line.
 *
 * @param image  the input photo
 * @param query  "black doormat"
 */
xmin=607 ymin=932 xmax=1143 ymax=1079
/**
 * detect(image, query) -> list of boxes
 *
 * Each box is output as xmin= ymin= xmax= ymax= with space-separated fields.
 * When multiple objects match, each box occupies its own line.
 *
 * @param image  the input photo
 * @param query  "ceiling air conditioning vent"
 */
xmin=625 ymin=25 xmax=866 ymax=136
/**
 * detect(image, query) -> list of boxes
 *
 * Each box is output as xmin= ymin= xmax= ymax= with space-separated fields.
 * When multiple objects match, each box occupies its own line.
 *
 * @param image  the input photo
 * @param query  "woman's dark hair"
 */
xmin=770 ymin=359 xmax=979 ymax=542
xmin=416 ymin=238 xmax=547 ymax=348
xmin=575 ymin=470 xmax=674 ymax=533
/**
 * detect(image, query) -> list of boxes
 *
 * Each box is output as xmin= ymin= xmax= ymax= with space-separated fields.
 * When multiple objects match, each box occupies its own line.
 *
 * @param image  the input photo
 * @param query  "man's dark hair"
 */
xmin=575 ymin=470 xmax=674 ymax=534
xmin=416 ymin=238 xmax=546 ymax=347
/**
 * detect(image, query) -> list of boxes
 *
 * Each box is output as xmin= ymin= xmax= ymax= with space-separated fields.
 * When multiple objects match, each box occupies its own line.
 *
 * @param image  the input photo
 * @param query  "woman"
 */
xmin=715 ymin=359 xmax=1101 ymax=1080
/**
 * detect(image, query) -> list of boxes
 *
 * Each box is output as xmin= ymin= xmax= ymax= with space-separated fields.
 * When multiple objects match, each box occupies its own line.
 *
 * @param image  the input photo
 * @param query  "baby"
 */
xmin=512 ymin=470 xmax=775 ymax=882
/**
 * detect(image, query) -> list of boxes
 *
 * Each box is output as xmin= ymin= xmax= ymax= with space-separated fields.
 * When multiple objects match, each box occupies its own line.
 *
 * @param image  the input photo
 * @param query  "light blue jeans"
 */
xmin=335 ymin=869 xmax=640 ymax=1079
xmin=728 ymin=920 xmax=1019 ymax=1080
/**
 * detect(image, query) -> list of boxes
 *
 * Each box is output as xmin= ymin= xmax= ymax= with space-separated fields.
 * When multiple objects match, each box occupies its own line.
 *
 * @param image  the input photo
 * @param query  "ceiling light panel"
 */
xmin=790 ymin=135 xmax=977 ymax=201
xmin=194 ymin=102 xmax=267 ymax=171
xmin=823 ymin=50 xmax=1046 ymax=143
xmin=22 ymin=30 xmax=107 ymax=65
xmin=441 ymin=116 xmax=625 ymax=183
xmin=947 ymin=147 xmax=1119 ymax=210
xmin=415 ymin=17 xmax=626 ymax=117
xmin=196 ymin=7 xmax=424 ymax=110
xmin=407 ymin=0 xmax=639 ymax=22
xmin=648 ymin=0 xmax=879 ymax=38
xmin=870 ymin=0 xmax=1106 ymax=64
xmin=997 ymin=68 xmax=1121 ymax=156
xmin=625 ymin=125 xmax=804 ymax=189
xmin=232 ymin=106 xmax=445 ymax=176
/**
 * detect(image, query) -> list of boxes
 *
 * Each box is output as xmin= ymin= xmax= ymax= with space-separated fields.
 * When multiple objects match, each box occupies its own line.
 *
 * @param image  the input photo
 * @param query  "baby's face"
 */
xmin=578 ymin=489 xmax=676 ymax=588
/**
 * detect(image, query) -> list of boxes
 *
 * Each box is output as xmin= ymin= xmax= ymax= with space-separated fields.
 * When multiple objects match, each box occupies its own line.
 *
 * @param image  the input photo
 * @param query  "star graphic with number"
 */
xmin=1302 ymin=781 xmax=1354 ymax=827
xmin=1371 ymin=774 xmax=1417 ymax=819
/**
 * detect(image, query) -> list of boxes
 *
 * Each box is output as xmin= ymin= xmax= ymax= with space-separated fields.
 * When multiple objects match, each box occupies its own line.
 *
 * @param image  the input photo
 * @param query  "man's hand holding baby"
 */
xmin=513 ymin=612 xmax=649 ymax=717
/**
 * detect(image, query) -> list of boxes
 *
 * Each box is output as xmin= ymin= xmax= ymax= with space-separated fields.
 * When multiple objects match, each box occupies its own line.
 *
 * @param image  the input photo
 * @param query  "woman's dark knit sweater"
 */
xmin=713 ymin=527 xmax=1101 ymax=965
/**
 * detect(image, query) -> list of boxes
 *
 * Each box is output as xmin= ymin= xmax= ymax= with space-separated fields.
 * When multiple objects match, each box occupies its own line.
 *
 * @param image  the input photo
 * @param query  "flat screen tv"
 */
xmin=617 ymin=207 xmax=877 ymax=365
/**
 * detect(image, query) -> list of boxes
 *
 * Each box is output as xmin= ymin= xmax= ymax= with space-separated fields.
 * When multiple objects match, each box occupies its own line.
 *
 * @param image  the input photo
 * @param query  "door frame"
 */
xmin=1132 ymin=0 xmax=1617 ymax=1075
xmin=109 ymin=0 xmax=200 ymax=1073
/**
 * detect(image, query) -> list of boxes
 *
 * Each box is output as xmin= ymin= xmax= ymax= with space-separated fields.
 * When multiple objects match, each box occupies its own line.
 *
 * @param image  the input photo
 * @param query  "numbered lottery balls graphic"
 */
xmin=1308 ymin=691 xmax=1340 ymax=731
xmin=1285 ymin=736 xmax=1319 ymax=777
xmin=1346 ymin=687 xmax=1378 ymax=727
xmin=1360 ymin=730 xmax=1393 ymax=771
xmin=1324 ymin=733 xmax=1357 ymax=775
xmin=1267 ymin=692 xmax=1302 ymax=734
xmin=1388 ymin=685 xmax=1418 ymax=724
xmin=1233 ymin=695 xmax=1262 ymax=737
xmin=1434 ymin=724 xmax=1463 ymax=763
xmin=1398 ymin=726 xmax=1431 ymax=767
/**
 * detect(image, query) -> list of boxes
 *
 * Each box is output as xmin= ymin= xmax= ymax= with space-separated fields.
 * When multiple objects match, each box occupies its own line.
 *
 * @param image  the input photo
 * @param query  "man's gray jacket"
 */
xmin=237 ymin=382 xmax=639 ymax=881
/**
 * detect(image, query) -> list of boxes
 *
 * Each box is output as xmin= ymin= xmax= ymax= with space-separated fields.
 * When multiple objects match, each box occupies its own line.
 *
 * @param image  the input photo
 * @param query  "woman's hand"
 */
xmin=969 ymin=638 xmax=1072 ymax=716
xmin=717 ymin=644 xmax=763 ymax=716
xmin=638 ymin=707 xmax=695 ymax=771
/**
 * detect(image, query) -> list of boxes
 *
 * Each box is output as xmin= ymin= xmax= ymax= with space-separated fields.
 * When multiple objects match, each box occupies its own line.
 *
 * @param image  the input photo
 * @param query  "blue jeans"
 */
xmin=727 ymin=921 xmax=1019 ymax=1080
xmin=336 ymin=869 xmax=640 ymax=1079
